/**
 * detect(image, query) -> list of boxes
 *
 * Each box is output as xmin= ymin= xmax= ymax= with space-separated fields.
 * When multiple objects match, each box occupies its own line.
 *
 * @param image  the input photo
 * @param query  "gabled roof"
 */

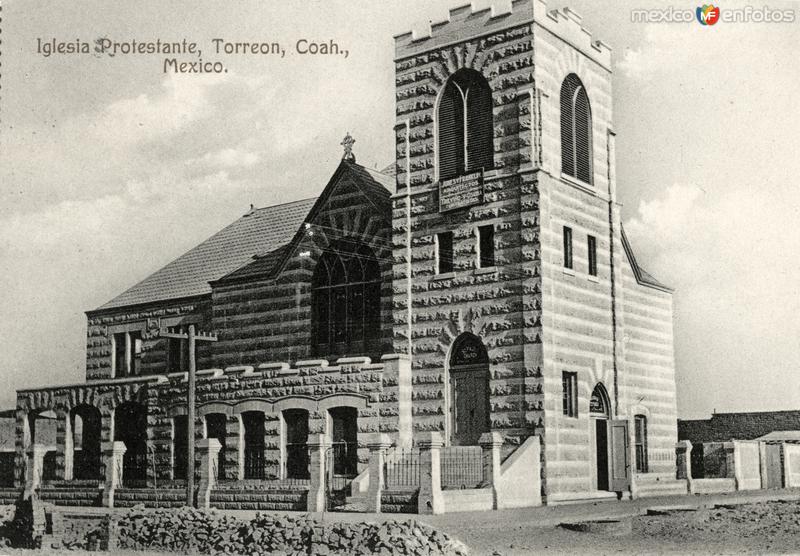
xmin=758 ymin=430 xmax=800 ymax=442
xmin=214 ymin=160 xmax=392 ymax=285
xmin=92 ymin=160 xmax=392 ymax=311
xmin=92 ymin=197 xmax=316 ymax=311
xmin=621 ymin=227 xmax=673 ymax=293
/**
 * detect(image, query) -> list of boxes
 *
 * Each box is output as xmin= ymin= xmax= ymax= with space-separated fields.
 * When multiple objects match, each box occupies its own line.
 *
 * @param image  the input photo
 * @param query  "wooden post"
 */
xmin=157 ymin=325 xmax=217 ymax=507
xmin=187 ymin=324 xmax=196 ymax=506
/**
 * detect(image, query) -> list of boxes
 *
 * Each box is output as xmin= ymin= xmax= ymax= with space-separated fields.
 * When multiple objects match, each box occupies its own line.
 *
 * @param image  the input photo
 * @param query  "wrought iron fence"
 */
xmin=244 ymin=448 xmax=266 ymax=480
xmin=383 ymin=448 xmax=420 ymax=488
xmin=285 ymin=443 xmax=310 ymax=480
xmin=440 ymin=446 xmax=483 ymax=489
xmin=73 ymin=450 xmax=101 ymax=481
xmin=122 ymin=451 xmax=148 ymax=487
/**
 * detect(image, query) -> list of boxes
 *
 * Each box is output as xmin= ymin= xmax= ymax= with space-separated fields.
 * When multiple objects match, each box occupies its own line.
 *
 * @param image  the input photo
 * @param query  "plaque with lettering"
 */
xmin=439 ymin=170 xmax=484 ymax=213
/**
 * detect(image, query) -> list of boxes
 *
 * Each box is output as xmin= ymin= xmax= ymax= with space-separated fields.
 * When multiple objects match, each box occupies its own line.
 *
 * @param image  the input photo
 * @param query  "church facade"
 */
xmin=8 ymin=0 xmax=680 ymax=510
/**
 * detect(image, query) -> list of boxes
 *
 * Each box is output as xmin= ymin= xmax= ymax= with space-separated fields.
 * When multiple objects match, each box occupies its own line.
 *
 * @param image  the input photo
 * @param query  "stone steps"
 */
xmin=39 ymin=487 xmax=102 ymax=507
xmin=381 ymin=489 xmax=418 ymax=513
xmin=209 ymin=489 xmax=307 ymax=511
xmin=0 ymin=488 xmax=22 ymax=505
xmin=114 ymin=488 xmax=187 ymax=508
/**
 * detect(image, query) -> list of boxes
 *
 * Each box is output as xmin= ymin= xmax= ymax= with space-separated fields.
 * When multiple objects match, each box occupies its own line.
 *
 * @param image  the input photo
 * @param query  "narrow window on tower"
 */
xmin=634 ymin=414 xmax=649 ymax=473
xmin=436 ymin=232 xmax=454 ymax=274
xmin=560 ymin=74 xmax=593 ymax=185
xmin=437 ymin=68 xmax=494 ymax=181
xmin=477 ymin=225 xmax=495 ymax=268
xmin=562 ymin=371 xmax=578 ymax=418
xmin=588 ymin=235 xmax=597 ymax=276
xmin=563 ymin=226 xmax=573 ymax=270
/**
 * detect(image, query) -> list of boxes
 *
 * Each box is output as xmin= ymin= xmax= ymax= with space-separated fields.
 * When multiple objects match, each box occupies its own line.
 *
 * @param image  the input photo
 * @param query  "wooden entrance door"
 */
xmin=608 ymin=419 xmax=630 ymax=492
xmin=450 ymin=364 xmax=489 ymax=446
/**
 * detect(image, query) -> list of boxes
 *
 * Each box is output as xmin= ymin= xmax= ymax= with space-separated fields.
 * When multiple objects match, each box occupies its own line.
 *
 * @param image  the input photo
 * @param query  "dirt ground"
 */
xmin=5 ymin=496 xmax=800 ymax=555
xmin=431 ymin=499 xmax=800 ymax=555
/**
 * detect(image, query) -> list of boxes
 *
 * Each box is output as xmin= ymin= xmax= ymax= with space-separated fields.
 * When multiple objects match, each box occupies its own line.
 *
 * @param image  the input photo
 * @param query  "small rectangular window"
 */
xmin=562 ymin=371 xmax=578 ymax=417
xmin=588 ymin=235 xmax=597 ymax=276
xmin=129 ymin=331 xmax=142 ymax=376
xmin=635 ymin=415 xmax=649 ymax=473
xmin=167 ymin=333 xmax=186 ymax=373
xmin=436 ymin=232 xmax=454 ymax=274
xmin=113 ymin=333 xmax=127 ymax=378
xmin=563 ymin=226 xmax=573 ymax=269
xmin=477 ymin=225 xmax=495 ymax=268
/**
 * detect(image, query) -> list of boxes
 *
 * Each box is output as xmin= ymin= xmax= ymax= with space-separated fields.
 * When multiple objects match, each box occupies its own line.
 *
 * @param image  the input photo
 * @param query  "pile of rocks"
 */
xmin=116 ymin=506 xmax=469 ymax=555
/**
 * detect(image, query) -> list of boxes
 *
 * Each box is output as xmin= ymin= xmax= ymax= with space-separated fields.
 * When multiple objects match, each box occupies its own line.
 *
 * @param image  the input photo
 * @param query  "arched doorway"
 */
xmin=590 ymin=383 xmax=611 ymax=491
xmin=114 ymin=402 xmax=148 ymax=486
xmin=448 ymin=333 xmax=490 ymax=446
xmin=71 ymin=405 xmax=101 ymax=481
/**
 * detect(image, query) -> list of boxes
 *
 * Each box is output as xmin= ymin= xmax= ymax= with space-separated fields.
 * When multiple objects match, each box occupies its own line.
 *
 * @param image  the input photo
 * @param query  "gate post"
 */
xmin=479 ymin=432 xmax=503 ymax=509
xmin=676 ymin=440 xmax=693 ymax=493
xmin=101 ymin=441 xmax=126 ymax=508
xmin=24 ymin=444 xmax=47 ymax=498
xmin=196 ymin=438 xmax=222 ymax=509
xmin=417 ymin=432 xmax=444 ymax=515
xmin=307 ymin=433 xmax=329 ymax=512
xmin=675 ymin=440 xmax=692 ymax=480
xmin=366 ymin=433 xmax=392 ymax=513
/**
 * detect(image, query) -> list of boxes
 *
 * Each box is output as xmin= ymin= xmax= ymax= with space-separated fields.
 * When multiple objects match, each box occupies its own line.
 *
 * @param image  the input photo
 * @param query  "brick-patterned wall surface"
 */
xmin=392 ymin=11 xmax=543 ymax=449
xmin=211 ymin=170 xmax=393 ymax=369
xmin=85 ymin=299 xmax=212 ymax=380
xmin=679 ymin=411 xmax=800 ymax=443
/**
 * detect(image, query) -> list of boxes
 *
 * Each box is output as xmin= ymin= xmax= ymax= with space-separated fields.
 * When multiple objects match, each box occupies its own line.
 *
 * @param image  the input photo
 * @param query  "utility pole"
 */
xmin=160 ymin=324 xmax=217 ymax=507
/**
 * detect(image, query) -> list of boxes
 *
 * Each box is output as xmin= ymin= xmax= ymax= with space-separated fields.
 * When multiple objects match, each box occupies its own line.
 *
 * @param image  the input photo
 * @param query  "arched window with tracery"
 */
xmin=560 ymin=73 xmax=593 ymax=184
xmin=312 ymin=240 xmax=382 ymax=356
xmin=438 ymin=68 xmax=494 ymax=181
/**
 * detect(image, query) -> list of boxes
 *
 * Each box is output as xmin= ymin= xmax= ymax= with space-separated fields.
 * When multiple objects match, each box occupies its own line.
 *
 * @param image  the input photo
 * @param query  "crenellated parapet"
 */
xmin=394 ymin=0 xmax=611 ymax=70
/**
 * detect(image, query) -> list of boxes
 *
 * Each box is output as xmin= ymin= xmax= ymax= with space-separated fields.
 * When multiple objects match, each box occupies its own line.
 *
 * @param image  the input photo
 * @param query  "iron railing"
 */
xmin=122 ymin=451 xmax=148 ymax=487
xmin=73 ymin=450 xmax=102 ymax=481
xmin=244 ymin=448 xmax=266 ymax=480
xmin=383 ymin=448 xmax=420 ymax=488
xmin=440 ymin=446 xmax=483 ymax=489
xmin=285 ymin=443 xmax=310 ymax=480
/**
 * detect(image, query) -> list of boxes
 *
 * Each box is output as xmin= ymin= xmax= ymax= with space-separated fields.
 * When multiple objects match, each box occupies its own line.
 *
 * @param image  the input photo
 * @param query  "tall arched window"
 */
xmin=560 ymin=74 xmax=593 ymax=185
xmin=312 ymin=240 xmax=381 ymax=356
xmin=438 ymin=68 xmax=494 ymax=181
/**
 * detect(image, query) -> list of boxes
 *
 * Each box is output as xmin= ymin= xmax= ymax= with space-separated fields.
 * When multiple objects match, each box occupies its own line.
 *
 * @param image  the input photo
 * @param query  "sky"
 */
xmin=0 ymin=0 xmax=798 ymax=419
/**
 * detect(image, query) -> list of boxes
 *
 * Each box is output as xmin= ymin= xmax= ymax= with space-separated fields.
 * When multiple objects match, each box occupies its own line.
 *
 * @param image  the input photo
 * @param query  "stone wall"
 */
xmin=85 ymin=298 xmax=212 ymax=380
xmin=679 ymin=411 xmax=800 ymax=443
xmin=211 ymin=168 xmax=394 ymax=368
xmin=392 ymin=1 xmax=543 ymax=448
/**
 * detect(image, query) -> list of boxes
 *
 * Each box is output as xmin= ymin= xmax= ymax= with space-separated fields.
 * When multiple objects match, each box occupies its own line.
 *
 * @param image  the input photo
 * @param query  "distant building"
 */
xmin=9 ymin=0 xmax=679 ymax=508
xmin=679 ymin=411 xmax=800 ymax=443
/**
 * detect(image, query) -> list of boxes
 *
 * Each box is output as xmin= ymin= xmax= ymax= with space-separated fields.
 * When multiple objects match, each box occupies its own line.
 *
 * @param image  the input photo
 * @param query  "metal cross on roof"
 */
xmin=341 ymin=132 xmax=356 ymax=162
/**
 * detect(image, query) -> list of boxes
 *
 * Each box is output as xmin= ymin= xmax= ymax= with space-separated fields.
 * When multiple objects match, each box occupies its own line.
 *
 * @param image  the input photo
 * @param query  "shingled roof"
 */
xmin=93 ymin=197 xmax=317 ymax=311
xmin=215 ymin=160 xmax=393 ymax=285
xmin=92 ymin=160 xmax=393 ymax=312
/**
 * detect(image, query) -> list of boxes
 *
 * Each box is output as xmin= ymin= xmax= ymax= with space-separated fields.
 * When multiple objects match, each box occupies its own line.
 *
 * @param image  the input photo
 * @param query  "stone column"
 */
xmin=307 ymin=433 xmax=329 ymax=513
xmin=225 ymin=414 xmax=244 ymax=481
xmin=101 ymin=441 xmax=126 ymax=508
xmin=24 ymin=444 xmax=47 ymax=498
xmin=196 ymin=438 xmax=222 ymax=509
xmin=365 ymin=433 xmax=391 ymax=513
xmin=417 ymin=432 xmax=444 ymax=515
xmin=56 ymin=410 xmax=73 ymax=481
xmin=479 ymin=432 xmax=503 ymax=509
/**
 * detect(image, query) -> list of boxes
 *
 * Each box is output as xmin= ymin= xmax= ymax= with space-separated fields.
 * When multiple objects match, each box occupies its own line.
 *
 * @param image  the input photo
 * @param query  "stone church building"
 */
xmin=5 ymin=0 xmax=680 ymax=511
